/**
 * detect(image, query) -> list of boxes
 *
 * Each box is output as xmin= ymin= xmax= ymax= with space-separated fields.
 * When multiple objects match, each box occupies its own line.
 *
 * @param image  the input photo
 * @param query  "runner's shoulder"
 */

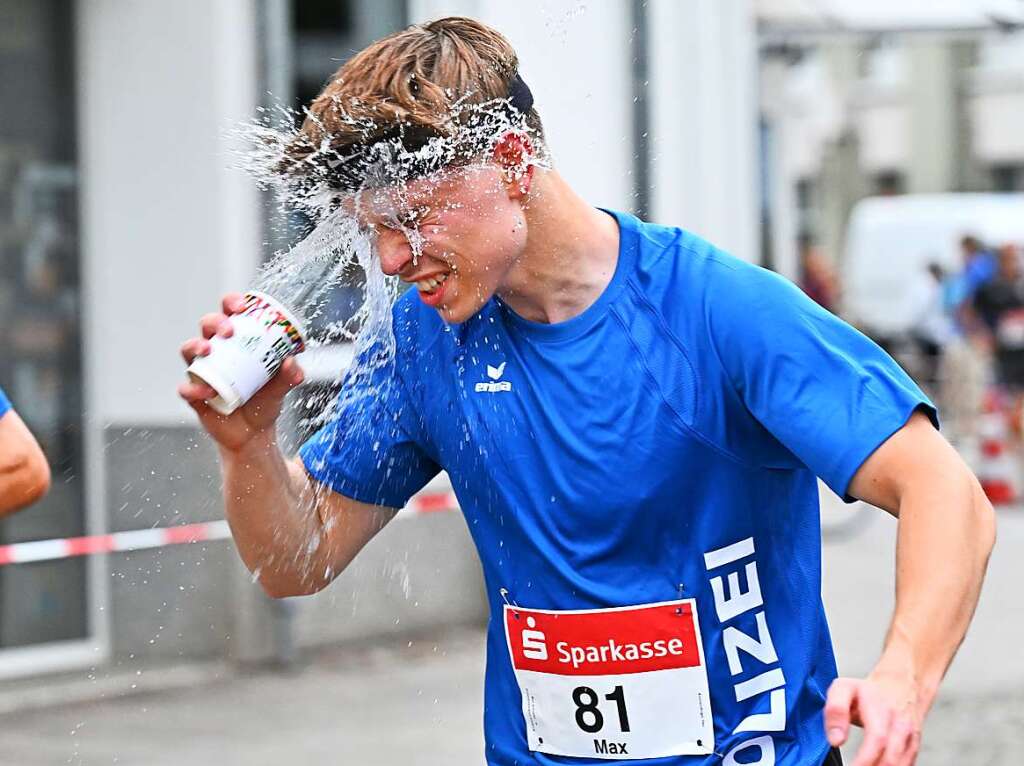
xmin=631 ymin=220 xmax=803 ymax=330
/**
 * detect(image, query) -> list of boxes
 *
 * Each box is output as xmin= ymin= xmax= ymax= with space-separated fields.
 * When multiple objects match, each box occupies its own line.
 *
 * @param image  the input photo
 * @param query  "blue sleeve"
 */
xmin=706 ymin=258 xmax=937 ymax=501
xmin=299 ymin=344 xmax=440 ymax=509
xmin=0 ymin=387 xmax=10 ymax=419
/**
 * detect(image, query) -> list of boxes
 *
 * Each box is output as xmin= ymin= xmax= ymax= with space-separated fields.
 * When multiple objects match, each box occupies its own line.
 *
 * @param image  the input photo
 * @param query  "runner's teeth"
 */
xmin=416 ymin=273 xmax=449 ymax=293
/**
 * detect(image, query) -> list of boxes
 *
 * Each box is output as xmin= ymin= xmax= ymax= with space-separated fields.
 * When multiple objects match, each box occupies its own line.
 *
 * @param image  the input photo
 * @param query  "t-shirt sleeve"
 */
xmin=299 ymin=345 xmax=440 ymax=509
xmin=0 ymin=387 xmax=10 ymax=419
xmin=706 ymin=259 xmax=937 ymax=501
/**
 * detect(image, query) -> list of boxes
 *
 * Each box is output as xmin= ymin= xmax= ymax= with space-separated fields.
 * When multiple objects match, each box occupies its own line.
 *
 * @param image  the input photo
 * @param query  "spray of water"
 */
xmin=224 ymin=92 xmax=548 ymax=580
xmin=235 ymin=94 xmax=547 ymax=358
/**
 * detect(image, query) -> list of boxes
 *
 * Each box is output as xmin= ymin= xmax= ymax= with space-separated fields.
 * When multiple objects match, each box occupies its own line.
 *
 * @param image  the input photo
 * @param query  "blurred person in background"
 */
xmin=956 ymin=235 xmax=997 ymax=302
xmin=0 ymin=385 xmax=50 ymax=516
xmin=948 ymin=235 xmax=998 ymax=342
xmin=939 ymin=235 xmax=998 ymax=441
xmin=907 ymin=261 xmax=953 ymax=392
xmin=799 ymin=238 xmax=839 ymax=313
xmin=180 ymin=17 xmax=994 ymax=766
xmin=973 ymin=244 xmax=1024 ymax=433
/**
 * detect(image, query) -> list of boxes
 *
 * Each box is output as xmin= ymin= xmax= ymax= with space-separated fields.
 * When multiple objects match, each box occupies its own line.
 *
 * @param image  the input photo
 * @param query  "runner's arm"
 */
xmin=825 ymin=410 xmax=996 ymax=765
xmin=0 ymin=409 xmax=51 ymax=516
xmin=220 ymin=434 xmax=397 ymax=598
xmin=179 ymin=295 xmax=400 ymax=598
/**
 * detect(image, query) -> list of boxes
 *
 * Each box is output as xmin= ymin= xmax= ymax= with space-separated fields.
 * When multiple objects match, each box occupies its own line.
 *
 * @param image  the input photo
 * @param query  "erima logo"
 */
xmin=475 ymin=361 xmax=512 ymax=393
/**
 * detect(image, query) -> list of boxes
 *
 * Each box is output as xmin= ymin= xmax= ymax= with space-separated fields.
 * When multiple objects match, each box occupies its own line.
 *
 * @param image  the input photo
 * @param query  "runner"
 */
xmin=0 ymin=385 xmax=51 ymax=516
xmin=178 ymin=18 xmax=994 ymax=766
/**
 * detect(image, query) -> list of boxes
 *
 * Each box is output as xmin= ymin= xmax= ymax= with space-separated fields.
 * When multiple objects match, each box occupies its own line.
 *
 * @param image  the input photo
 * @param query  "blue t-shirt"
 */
xmin=0 ymin=386 xmax=10 ymax=419
xmin=964 ymin=250 xmax=997 ymax=295
xmin=301 ymin=210 xmax=933 ymax=766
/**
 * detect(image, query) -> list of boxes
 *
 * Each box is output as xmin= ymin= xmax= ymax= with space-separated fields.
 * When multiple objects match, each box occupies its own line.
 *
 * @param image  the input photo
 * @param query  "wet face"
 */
xmin=353 ymin=162 xmax=530 ymax=323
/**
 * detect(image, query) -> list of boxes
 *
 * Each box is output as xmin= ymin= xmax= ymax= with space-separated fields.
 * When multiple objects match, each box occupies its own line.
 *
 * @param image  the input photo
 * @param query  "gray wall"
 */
xmin=104 ymin=426 xmax=485 ymax=664
xmin=105 ymin=426 xmax=234 ymax=661
xmin=76 ymin=0 xmax=488 ymax=672
xmin=295 ymin=510 xmax=487 ymax=649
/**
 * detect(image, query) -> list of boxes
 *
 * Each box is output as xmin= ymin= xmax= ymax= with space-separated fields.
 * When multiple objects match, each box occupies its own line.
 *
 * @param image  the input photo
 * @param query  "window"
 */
xmin=873 ymin=170 xmax=905 ymax=196
xmin=992 ymin=164 xmax=1024 ymax=192
xmin=0 ymin=0 xmax=87 ymax=649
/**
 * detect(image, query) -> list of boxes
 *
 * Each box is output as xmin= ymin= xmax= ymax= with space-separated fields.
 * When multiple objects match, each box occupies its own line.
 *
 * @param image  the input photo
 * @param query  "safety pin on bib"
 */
xmin=500 ymin=587 xmax=521 ymax=619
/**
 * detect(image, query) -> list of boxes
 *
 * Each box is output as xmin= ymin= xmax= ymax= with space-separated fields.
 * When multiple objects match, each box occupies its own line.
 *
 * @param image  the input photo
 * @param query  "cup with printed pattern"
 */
xmin=186 ymin=291 xmax=306 ymax=415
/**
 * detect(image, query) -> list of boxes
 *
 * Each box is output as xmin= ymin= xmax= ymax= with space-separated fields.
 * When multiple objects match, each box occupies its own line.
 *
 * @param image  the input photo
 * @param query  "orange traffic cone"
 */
xmin=976 ymin=389 xmax=1019 ymax=505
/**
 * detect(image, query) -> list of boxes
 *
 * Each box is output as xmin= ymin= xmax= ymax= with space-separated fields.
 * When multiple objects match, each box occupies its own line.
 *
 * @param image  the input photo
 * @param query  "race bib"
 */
xmin=504 ymin=600 xmax=714 ymax=760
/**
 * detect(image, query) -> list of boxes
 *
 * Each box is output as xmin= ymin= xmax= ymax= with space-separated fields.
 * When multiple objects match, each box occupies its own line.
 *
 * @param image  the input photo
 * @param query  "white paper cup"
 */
xmin=186 ymin=291 xmax=307 ymax=415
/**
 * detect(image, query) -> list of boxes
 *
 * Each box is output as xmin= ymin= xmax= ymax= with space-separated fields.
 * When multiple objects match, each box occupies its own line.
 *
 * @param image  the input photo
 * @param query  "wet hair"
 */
xmin=279 ymin=17 xmax=545 ymax=191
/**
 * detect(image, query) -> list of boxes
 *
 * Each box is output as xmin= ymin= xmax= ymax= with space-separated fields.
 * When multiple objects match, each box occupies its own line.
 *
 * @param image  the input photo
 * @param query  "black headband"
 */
xmin=309 ymin=73 xmax=535 ymax=194
xmin=507 ymin=74 xmax=534 ymax=114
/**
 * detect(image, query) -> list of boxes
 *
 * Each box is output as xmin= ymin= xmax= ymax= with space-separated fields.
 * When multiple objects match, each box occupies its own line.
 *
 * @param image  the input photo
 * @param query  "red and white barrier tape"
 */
xmin=0 ymin=491 xmax=458 ymax=567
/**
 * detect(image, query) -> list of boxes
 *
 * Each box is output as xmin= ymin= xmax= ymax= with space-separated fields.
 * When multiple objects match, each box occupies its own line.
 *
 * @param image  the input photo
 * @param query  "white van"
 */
xmin=842 ymin=193 xmax=1024 ymax=340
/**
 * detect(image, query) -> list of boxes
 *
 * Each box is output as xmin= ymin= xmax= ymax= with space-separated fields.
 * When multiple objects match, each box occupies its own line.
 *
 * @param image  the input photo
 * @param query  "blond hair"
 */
xmin=282 ymin=17 xmax=544 ymax=184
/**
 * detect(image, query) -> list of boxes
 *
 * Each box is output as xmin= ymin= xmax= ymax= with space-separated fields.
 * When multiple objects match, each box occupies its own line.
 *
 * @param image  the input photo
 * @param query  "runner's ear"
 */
xmin=493 ymin=132 xmax=534 ymax=199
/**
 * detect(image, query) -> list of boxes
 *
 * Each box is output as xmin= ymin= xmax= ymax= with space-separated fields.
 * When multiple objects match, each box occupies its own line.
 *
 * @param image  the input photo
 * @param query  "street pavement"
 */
xmin=0 ymin=490 xmax=1019 ymax=765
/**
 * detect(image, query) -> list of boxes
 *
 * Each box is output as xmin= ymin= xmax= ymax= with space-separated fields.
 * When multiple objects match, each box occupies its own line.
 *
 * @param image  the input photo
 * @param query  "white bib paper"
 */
xmin=504 ymin=599 xmax=714 ymax=760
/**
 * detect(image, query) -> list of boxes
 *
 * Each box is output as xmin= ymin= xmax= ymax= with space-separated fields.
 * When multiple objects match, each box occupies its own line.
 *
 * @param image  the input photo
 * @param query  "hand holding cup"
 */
xmin=178 ymin=292 xmax=306 ymax=453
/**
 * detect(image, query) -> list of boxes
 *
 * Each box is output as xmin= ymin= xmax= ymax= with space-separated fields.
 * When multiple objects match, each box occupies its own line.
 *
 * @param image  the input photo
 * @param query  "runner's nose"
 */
xmin=377 ymin=229 xmax=413 ymax=277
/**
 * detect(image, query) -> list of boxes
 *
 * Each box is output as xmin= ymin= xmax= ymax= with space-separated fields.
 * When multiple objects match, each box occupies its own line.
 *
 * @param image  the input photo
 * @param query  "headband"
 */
xmin=313 ymin=73 xmax=535 ymax=193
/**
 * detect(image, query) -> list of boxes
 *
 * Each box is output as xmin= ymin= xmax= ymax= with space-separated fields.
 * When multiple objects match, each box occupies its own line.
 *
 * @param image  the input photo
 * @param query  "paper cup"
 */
xmin=187 ymin=291 xmax=306 ymax=415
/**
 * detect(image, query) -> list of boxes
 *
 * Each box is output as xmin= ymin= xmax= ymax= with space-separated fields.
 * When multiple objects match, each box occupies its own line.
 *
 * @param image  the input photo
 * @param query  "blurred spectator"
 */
xmin=0 ymin=385 xmax=51 ymax=516
xmin=908 ymin=261 xmax=953 ymax=389
xmin=938 ymin=235 xmax=998 ymax=442
xmin=947 ymin=235 xmax=997 ymax=330
xmin=974 ymin=244 xmax=1024 ymax=392
xmin=961 ymin=235 xmax=998 ymax=291
xmin=799 ymin=241 xmax=839 ymax=313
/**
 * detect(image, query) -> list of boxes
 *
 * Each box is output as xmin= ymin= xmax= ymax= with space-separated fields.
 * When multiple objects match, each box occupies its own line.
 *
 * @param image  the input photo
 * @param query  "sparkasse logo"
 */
xmin=521 ymin=616 xmax=548 ymax=660
xmin=475 ymin=361 xmax=512 ymax=393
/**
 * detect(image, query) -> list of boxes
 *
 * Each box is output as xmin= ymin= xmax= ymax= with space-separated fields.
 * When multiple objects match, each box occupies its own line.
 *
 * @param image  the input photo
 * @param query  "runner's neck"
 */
xmin=496 ymin=170 xmax=621 ymax=325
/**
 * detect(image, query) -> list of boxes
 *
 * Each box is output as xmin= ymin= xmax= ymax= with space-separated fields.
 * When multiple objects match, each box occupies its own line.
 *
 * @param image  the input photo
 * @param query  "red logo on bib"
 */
xmin=506 ymin=602 xmax=702 ymax=676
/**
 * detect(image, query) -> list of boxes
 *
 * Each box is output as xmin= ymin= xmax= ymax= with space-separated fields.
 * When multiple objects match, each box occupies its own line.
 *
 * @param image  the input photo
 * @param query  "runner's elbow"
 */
xmin=259 ymin=580 xmax=301 ymax=599
xmin=970 ymin=476 xmax=997 ymax=560
xmin=257 ymin=570 xmax=331 ymax=599
xmin=0 ymin=448 xmax=51 ymax=515
xmin=25 ymin=455 xmax=51 ymax=506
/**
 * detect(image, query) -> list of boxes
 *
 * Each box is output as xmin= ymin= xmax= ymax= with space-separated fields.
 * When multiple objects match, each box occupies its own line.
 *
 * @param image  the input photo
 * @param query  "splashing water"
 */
xmin=231 ymin=92 xmax=548 ymax=405
xmin=224 ymin=91 xmax=548 ymax=578
xmin=541 ymin=1 xmax=588 ymax=44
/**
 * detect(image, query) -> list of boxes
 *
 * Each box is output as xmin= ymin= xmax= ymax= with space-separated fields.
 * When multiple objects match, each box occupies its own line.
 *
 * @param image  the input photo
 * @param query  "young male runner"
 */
xmin=179 ymin=18 xmax=994 ymax=766
xmin=0 ymin=386 xmax=51 ymax=516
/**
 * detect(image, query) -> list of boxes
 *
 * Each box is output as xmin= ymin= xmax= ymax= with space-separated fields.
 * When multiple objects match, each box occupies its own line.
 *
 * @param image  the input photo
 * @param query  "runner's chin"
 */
xmin=437 ymin=285 xmax=487 ymax=324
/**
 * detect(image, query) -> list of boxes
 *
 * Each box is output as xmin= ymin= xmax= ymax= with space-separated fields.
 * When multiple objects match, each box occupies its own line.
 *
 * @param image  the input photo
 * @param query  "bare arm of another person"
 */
xmin=0 ymin=409 xmax=51 ymax=516
xmin=825 ymin=411 xmax=996 ymax=766
xmin=179 ymin=293 xmax=397 ymax=598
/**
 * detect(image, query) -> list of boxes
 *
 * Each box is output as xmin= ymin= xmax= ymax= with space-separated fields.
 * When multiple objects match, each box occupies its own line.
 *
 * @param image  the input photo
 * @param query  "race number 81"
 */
xmin=572 ymin=685 xmax=631 ymax=733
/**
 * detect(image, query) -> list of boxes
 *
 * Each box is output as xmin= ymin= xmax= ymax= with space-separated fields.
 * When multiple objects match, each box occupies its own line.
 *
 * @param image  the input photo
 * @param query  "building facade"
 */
xmin=0 ymin=0 xmax=758 ymax=679
xmin=761 ymin=20 xmax=1024 ymax=283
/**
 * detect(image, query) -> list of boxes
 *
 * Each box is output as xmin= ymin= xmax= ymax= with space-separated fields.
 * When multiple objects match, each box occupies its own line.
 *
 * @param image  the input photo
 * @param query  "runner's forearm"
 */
xmin=219 ymin=434 xmax=330 ymax=596
xmin=876 ymin=470 xmax=995 ymax=713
